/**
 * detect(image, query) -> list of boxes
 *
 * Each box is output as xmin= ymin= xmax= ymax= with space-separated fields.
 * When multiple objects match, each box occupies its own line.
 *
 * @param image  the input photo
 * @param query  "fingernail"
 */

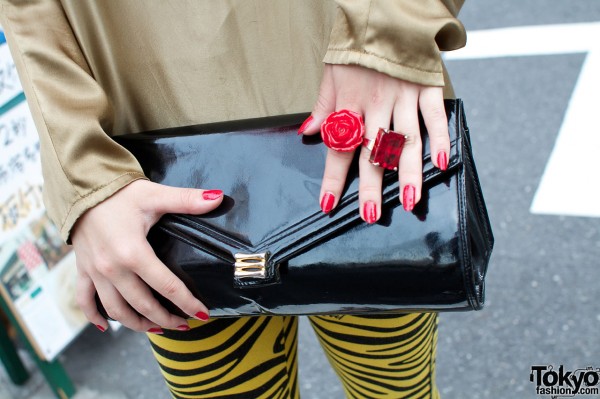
xmin=403 ymin=185 xmax=416 ymax=212
xmin=95 ymin=324 xmax=106 ymax=332
xmin=437 ymin=151 xmax=448 ymax=171
xmin=320 ymin=192 xmax=335 ymax=214
xmin=147 ymin=327 xmax=164 ymax=334
xmin=202 ymin=190 xmax=223 ymax=200
xmin=176 ymin=324 xmax=190 ymax=331
xmin=298 ymin=115 xmax=313 ymax=135
xmin=194 ymin=311 xmax=210 ymax=321
xmin=363 ymin=201 xmax=377 ymax=224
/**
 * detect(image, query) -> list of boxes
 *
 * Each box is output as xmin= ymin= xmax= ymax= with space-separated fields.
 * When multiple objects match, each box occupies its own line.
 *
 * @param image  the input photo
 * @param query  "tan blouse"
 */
xmin=0 ymin=0 xmax=466 ymax=242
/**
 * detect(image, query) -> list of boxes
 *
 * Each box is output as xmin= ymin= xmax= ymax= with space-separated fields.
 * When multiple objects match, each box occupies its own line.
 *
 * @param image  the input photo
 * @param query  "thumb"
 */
xmin=144 ymin=182 xmax=224 ymax=216
xmin=299 ymin=64 xmax=336 ymax=136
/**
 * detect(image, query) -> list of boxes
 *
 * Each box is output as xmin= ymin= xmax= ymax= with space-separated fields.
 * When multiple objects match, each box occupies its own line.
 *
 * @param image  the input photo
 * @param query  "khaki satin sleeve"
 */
xmin=325 ymin=0 xmax=466 ymax=87
xmin=0 ymin=0 xmax=146 ymax=242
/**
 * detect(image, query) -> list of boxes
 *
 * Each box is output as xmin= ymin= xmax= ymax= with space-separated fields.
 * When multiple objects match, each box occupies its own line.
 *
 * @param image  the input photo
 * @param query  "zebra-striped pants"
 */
xmin=147 ymin=313 xmax=439 ymax=399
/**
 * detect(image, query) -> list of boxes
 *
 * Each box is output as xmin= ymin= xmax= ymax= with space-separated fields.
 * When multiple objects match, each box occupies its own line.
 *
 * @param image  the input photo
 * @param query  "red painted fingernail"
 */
xmin=320 ymin=192 xmax=335 ymax=214
xmin=298 ymin=115 xmax=313 ymax=135
xmin=437 ymin=151 xmax=448 ymax=171
xmin=403 ymin=185 xmax=416 ymax=212
xmin=95 ymin=324 xmax=106 ymax=332
xmin=195 ymin=311 xmax=210 ymax=321
xmin=176 ymin=324 xmax=190 ymax=331
xmin=363 ymin=201 xmax=377 ymax=224
xmin=202 ymin=190 xmax=223 ymax=200
xmin=147 ymin=328 xmax=164 ymax=334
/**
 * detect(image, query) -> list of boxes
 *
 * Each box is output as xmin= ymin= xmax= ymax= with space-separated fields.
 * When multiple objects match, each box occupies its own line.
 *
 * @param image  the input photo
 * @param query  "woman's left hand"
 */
xmin=299 ymin=64 xmax=450 ymax=222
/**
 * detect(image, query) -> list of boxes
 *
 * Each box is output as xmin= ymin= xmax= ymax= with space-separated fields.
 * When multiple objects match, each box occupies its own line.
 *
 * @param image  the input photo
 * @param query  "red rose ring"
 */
xmin=320 ymin=110 xmax=365 ymax=152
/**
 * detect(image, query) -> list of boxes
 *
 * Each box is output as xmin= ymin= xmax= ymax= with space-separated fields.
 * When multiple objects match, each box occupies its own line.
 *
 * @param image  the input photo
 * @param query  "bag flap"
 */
xmin=115 ymin=100 xmax=466 ymax=288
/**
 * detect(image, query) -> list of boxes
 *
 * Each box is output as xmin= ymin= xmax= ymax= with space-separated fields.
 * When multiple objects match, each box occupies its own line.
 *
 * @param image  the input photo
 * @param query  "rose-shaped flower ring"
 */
xmin=320 ymin=110 xmax=365 ymax=152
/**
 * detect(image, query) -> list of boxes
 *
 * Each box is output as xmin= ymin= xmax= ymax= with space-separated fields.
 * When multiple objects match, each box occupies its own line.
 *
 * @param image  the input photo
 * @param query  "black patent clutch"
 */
xmin=101 ymin=99 xmax=493 ymax=317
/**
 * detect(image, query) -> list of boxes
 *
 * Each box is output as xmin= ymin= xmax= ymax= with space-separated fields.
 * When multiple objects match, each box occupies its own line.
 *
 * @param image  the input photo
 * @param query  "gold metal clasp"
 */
xmin=234 ymin=252 xmax=269 ymax=279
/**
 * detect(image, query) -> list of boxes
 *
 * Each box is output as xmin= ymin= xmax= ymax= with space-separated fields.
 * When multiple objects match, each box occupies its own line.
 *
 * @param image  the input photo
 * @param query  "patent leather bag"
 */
xmin=108 ymin=99 xmax=493 ymax=317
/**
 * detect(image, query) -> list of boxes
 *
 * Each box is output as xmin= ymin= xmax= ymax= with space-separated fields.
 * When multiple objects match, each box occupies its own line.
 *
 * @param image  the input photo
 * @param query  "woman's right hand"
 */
xmin=71 ymin=179 xmax=223 ymax=333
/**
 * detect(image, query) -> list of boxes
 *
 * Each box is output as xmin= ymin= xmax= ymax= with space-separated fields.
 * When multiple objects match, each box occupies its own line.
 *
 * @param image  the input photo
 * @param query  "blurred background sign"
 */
xmin=0 ymin=28 xmax=87 ymax=363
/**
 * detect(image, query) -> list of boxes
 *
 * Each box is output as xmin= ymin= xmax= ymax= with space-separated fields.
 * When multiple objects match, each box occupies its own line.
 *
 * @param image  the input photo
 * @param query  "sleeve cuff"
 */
xmin=323 ymin=49 xmax=445 ymax=87
xmin=58 ymin=172 xmax=147 ymax=243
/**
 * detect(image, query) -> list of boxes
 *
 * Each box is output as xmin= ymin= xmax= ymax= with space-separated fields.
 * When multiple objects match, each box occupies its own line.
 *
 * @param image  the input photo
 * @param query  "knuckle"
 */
xmin=359 ymin=183 xmax=382 ymax=196
xmin=358 ymin=173 xmax=382 ymax=191
xmin=95 ymin=260 xmax=117 ymax=278
xmin=75 ymin=264 xmax=87 ymax=278
xmin=160 ymin=277 xmax=181 ymax=298
xmin=178 ymin=296 xmax=203 ymax=318
xmin=427 ymin=123 xmax=449 ymax=141
xmin=427 ymin=104 xmax=447 ymax=121
xmin=400 ymin=171 xmax=422 ymax=184
xmin=123 ymin=319 xmax=147 ymax=332
xmin=359 ymin=149 xmax=372 ymax=161
xmin=424 ymin=110 xmax=449 ymax=137
xmin=314 ymin=92 xmax=333 ymax=115
xmin=179 ymin=188 xmax=196 ymax=207
xmin=322 ymin=174 xmax=346 ymax=190
xmin=75 ymin=282 xmax=94 ymax=308
xmin=113 ymin=245 xmax=144 ymax=270
xmin=104 ymin=305 xmax=124 ymax=321
xmin=336 ymin=92 xmax=361 ymax=112
xmin=369 ymin=87 xmax=385 ymax=107
xmin=404 ymin=136 xmax=422 ymax=150
xmin=430 ymin=129 xmax=449 ymax=142
xmin=76 ymin=293 xmax=92 ymax=312
xmin=133 ymin=299 xmax=156 ymax=316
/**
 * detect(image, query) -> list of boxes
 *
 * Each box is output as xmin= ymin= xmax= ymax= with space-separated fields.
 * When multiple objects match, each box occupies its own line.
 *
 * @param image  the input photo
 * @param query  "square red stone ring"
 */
xmin=362 ymin=128 xmax=408 ymax=171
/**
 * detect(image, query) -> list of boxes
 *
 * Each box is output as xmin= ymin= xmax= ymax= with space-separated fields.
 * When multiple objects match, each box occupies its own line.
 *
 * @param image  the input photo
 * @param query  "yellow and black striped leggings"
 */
xmin=147 ymin=313 xmax=439 ymax=399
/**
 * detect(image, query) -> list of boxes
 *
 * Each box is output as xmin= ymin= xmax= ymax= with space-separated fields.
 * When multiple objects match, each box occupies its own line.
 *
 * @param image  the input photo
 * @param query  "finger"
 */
xmin=132 ymin=242 xmax=210 ymax=322
xmin=142 ymin=181 xmax=224 ymax=216
xmin=393 ymin=96 xmax=423 ymax=211
xmin=320 ymin=148 xmax=354 ymax=213
xmin=318 ymin=66 xmax=371 ymax=213
xmin=320 ymin=94 xmax=363 ymax=213
xmin=419 ymin=87 xmax=450 ymax=171
xmin=93 ymin=277 xmax=158 ymax=332
xmin=300 ymin=64 xmax=336 ymax=135
xmin=359 ymin=98 xmax=394 ymax=223
xmin=76 ymin=273 xmax=109 ymax=332
xmin=88 ymin=239 xmax=188 ymax=331
xmin=111 ymin=270 xmax=190 ymax=330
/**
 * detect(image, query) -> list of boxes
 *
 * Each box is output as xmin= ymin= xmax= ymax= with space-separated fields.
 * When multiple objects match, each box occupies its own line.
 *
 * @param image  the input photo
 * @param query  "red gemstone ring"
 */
xmin=363 ymin=128 xmax=408 ymax=171
xmin=321 ymin=110 xmax=365 ymax=152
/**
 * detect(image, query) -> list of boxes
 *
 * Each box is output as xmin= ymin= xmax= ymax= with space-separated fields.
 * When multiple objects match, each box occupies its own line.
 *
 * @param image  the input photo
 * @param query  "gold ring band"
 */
xmin=362 ymin=138 xmax=376 ymax=151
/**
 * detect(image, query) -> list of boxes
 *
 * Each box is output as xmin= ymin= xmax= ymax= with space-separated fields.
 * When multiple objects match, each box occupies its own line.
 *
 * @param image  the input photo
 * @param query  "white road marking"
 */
xmin=445 ymin=22 xmax=600 ymax=218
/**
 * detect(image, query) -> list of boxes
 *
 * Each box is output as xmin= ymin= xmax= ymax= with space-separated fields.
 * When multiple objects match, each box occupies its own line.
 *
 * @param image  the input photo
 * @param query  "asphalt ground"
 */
xmin=2 ymin=1 xmax=599 ymax=398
